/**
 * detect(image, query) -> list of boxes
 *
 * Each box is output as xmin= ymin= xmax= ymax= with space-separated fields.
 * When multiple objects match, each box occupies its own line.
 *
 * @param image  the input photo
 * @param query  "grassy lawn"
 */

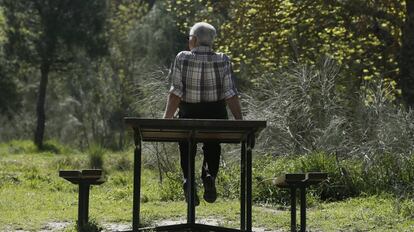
xmin=0 ymin=144 xmax=413 ymax=231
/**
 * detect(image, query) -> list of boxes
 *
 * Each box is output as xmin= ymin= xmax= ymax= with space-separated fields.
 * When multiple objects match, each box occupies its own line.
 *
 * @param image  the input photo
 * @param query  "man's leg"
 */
xmin=201 ymin=142 xmax=220 ymax=203
xmin=179 ymin=141 xmax=199 ymax=206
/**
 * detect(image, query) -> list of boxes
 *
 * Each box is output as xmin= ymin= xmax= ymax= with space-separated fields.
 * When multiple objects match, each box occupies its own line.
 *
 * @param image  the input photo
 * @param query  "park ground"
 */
xmin=0 ymin=141 xmax=413 ymax=232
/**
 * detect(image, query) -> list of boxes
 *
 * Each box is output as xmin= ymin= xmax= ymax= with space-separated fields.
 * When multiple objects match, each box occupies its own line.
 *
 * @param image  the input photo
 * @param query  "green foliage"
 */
xmin=295 ymin=153 xmax=361 ymax=201
xmin=0 ymin=64 xmax=20 ymax=116
xmin=358 ymin=153 xmax=414 ymax=196
xmin=1 ymin=151 xmax=414 ymax=231
xmin=245 ymin=58 xmax=414 ymax=158
xmin=1 ymin=0 xmax=109 ymax=149
xmin=111 ymin=155 xmax=132 ymax=171
xmin=399 ymin=198 xmax=414 ymax=219
xmin=159 ymin=171 xmax=184 ymax=202
xmin=168 ymin=0 xmax=408 ymax=100
xmin=63 ymin=219 xmax=103 ymax=232
xmin=0 ymin=140 xmax=37 ymax=155
xmin=41 ymin=139 xmax=72 ymax=154
xmin=87 ymin=144 xmax=105 ymax=169
xmin=52 ymin=155 xmax=84 ymax=170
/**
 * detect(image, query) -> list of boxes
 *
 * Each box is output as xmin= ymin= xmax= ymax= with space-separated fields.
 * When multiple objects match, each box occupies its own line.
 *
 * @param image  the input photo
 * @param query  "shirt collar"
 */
xmin=191 ymin=46 xmax=213 ymax=53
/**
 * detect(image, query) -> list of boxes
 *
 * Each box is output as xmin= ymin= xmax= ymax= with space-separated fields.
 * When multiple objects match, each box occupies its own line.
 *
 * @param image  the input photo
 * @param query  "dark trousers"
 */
xmin=178 ymin=100 xmax=228 ymax=180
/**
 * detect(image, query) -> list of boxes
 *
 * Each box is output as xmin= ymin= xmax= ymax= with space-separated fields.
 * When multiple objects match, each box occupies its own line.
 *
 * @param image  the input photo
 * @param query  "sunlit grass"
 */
xmin=0 ymin=145 xmax=413 ymax=231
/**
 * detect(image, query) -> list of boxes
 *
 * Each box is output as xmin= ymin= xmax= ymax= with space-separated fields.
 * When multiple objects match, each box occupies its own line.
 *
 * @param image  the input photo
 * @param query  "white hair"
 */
xmin=189 ymin=22 xmax=216 ymax=47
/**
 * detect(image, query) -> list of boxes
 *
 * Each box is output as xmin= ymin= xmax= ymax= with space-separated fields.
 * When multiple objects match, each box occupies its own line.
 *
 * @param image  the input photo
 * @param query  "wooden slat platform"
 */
xmin=59 ymin=169 xmax=104 ymax=184
xmin=124 ymin=118 xmax=266 ymax=143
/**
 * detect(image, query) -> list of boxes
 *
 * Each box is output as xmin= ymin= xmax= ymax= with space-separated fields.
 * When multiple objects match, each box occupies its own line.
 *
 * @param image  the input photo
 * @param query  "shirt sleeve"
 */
xmin=168 ymin=54 xmax=183 ymax=98
xmin=222 ymin=56 xmax=238 ymax=99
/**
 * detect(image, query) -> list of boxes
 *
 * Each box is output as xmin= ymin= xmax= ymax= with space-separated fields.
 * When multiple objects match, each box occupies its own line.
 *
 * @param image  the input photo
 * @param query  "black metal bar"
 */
xmin=78 ymin=183 xmax=90 ymax=229
xmin=246 ymin=134 xmax=253 ymax=232
xmin=300 ymin=187 xmax=306 ymax=232
xmin=290 ymin=187 xmax=297 ymax=232
xmin=187 ymin=135 xmax=196 ymax=223
xmin=240 ymin=141 xmax=246 ymax=231
xmin=133 ymin=129 xmax=142 ymax=231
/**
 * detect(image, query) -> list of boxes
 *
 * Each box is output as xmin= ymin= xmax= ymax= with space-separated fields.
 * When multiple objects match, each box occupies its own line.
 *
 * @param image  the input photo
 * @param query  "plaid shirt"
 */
xmin=168 ymin=46 xmax=238 ymax=103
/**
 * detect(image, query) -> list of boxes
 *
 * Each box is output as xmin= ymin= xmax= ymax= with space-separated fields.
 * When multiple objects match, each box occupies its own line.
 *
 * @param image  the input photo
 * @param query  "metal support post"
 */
xmin=133 ymin=129 xmax=142 ymax=231
xmin=290 ymin=187 xmax=297 ymax=232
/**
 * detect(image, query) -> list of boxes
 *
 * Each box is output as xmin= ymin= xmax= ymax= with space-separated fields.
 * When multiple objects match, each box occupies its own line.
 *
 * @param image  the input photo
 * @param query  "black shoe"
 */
xmin=203 ymin=175 xmax=217 ymax=203
xmin=183 ymin=181 xmax=200 ymax=206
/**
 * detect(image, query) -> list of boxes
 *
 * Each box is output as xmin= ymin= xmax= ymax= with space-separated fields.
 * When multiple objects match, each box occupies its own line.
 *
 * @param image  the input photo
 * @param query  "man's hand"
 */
xmin=163 ymin=93 xmax=181 ymax=119
xmin=225 ymin=95 xmax=243 ymax=120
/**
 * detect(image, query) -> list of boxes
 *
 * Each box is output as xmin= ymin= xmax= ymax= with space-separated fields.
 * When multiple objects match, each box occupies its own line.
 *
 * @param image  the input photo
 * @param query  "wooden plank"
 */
xmin=196 ymin=132 xmax=244 ymax=140
xmin=141 ymin=131 xmax=244 ymax=141
xmin=273 ymin=173 xmax=306 ymax=187
xmin=141 ymin=131 xmax=189 ymax=140
xmin=305 ymin=172 xmax=328 ymax=184
xmin=59 ymin=170 xmax=81 ymax=178
xmin=59 ymin=170 xmax=104 ymax=184
xmin=81 ymin=169 xmax=102 ymax=179
xmin=125 ymin=118 xmax=266 ymax=132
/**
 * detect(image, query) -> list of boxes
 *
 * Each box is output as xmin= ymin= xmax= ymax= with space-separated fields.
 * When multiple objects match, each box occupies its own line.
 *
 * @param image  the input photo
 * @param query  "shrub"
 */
xmin=52 ymin=155 xmax=84 ymax=170
xmin=244 ymin=57 xmax=414 ymax=160
xmin=41 ymin=139 xmax=71 ymax=154
xmin=87 ymin=144 xmax=105 ymax=169
xmin=2 ymin=140 xmax=37 ymax=154
xmin=295 ymin=152 xmax=361 ymax=200
xmin=64 ymin=219 xmax=103 ymax=232
xmin=159 ymin=171 xmax=184 ymax=201
xmin=113 ymin=155 xmax=132 ymax=171
xmin=399 ymin=198 xmax=414 ymax=219
xmin=359 ymin=153 xmax=414 ymax=196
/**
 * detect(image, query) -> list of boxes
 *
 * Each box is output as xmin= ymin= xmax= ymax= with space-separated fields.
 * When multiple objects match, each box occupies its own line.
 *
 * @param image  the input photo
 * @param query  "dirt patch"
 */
xmin=40 ymin=222 xmax=71 ymax=231
xmin=32 ymin=219 xmax=282 ymax=232
xmin=102 ymin=223 xmax=132 ymax=232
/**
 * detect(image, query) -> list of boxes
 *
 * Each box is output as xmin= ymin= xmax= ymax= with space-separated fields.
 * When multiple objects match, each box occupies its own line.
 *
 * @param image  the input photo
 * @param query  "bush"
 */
xmin=295 ymin=153 xmax=361 ymax=200
xmin=399 ymin=198 xmax=414 ymax=219
xmin=41 ymin=139 xmax=71 ymax=154
xmin=244 ymin=57 xmax=414 ymax=160
xmin=87 ymin=144 xmax=105 ymax=169
xmin=358 ymin=153 xmax=414 ymax=196
xmin=1 ymin=140 xmax=37 ymax=155
xmin=159 ymin=171 xmax=184 ymax=201
xmin=113 ymin=155 xmax=132 ymax=171
xmin=52 ymin=155 xmax=84 ymax=170
xmin=64 ymin=219 xmax=103 ymax=232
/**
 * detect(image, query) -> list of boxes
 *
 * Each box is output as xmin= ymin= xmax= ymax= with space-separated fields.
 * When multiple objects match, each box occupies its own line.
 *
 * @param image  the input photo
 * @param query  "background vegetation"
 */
xmin=0 ymin=0 xmax=414 ymax=231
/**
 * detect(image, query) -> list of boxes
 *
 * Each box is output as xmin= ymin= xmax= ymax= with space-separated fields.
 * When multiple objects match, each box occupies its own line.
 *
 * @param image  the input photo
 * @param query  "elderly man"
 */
xmin=163 ymin=22 xmax=243 ymax=205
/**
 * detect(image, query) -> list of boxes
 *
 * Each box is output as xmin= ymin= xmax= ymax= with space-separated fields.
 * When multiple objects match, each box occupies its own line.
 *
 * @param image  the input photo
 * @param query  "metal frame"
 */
xmin=126 ymin=118 xmax=266 ymax=232
xmin=274 ymin=172 xmax=328 ymax=232
xmin=59 ymin=170 xmax=105 ymax=230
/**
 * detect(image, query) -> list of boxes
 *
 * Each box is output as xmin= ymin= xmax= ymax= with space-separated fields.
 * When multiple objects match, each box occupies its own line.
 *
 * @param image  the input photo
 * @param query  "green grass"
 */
xmin=0 ymin=142 xmax=414 ymax=231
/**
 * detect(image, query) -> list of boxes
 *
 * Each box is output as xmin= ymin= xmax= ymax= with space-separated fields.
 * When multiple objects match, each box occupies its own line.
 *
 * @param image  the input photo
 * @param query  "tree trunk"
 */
xmin=34 ymin=62 xmax=50 ymax=149
xmin=399 ymin=0 xmax=414 ymax=109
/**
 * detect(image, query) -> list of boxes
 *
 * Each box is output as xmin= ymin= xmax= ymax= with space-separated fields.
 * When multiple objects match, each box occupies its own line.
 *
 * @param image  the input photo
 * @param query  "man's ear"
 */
xmin=193 ymin=36 xmax=198 ymax=46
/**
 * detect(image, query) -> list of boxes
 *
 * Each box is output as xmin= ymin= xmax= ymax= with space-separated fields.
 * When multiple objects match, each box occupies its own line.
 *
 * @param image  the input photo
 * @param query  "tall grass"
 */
xmin=244 ymin=57 xmax=414 ymax=159
xmin=129 ymin=57 xmax=414 ymax=199
xmin=87 ymin=144 xmax=105 ymax=169
xmin=242 ymin=57 xmax=414 ymax=198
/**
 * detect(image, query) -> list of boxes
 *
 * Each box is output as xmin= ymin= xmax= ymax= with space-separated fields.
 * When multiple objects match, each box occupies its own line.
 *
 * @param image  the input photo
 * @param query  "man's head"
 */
xmin=189 ymin=22 xmax=216 ymax=49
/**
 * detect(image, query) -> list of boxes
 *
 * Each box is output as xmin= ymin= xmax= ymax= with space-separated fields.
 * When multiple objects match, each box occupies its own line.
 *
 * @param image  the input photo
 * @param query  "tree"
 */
xmin=0 ymin=66 xmax=20 ymax=116
xmin=0 ymin=7 xmax=20 ymax=116
xmin=2 ymin=0 xmax=108 ymax=149
xmin=399 ymin=0 xmax=414 ymax=108
xmin=167 ymin=0 xmax=410 ymax=104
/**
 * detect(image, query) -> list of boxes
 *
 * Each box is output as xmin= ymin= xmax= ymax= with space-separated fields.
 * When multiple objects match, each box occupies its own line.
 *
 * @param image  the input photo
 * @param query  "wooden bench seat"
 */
xmin=59 ymin=169 xmax=105 ymax=229
xmin=274 ymin=172 xmax=328 ymax=232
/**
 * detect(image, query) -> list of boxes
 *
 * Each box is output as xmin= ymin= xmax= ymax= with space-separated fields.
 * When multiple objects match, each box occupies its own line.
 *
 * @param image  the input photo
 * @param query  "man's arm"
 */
xmin=163 ymin=93 xmax=181 ymax=119
xmin=225 ymin=95 xmax=243 ymax=120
